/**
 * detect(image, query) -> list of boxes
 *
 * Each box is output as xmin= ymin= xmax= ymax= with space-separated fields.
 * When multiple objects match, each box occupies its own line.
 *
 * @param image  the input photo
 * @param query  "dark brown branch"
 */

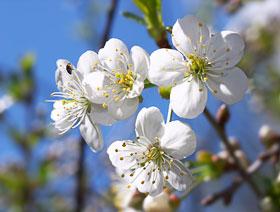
xmin=74 ymin=1 xmax=119 ymax=212
xmin=202 ymin=144 xmax=280 ymax=206
xmin=203 ymin=107 xmax=262 ymax=196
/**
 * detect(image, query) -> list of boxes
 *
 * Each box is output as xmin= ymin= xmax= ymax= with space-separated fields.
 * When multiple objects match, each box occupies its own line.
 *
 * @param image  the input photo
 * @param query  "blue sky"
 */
xmin=0 ymin=0 xmax=273 ymax=211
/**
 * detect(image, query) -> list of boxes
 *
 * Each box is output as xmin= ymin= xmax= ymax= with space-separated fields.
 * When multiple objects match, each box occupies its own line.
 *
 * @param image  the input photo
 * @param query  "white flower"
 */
xmin=107 ymin=107 xmax=196 ymax=196
xmin=0 ymin=94 xmax=14 ymax=114
xmin=149 ymin=15 xmax=248 ymax=119
xmin=47 ymin=58 xmax=116 ymax=152
xmin=143 ymin=192 xmax=172 ymax=212
xmin=81 ymin=38 xmax=149 ymax=120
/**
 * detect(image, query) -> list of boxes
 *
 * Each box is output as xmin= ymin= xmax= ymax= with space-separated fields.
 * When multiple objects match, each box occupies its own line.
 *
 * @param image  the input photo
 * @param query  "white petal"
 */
xmin=82 ymin=71 xmax=112 ymax=104
xmin=130 ymin=46 xmax=150 ymax=79
xmin=164 ymin=160 xmax=193 ymax=191
xmin=50 ymin=101 xmax=73 ymax=130
xmin=206 ymin=67 xmax=248 ymax=104
xmin=79 ymin=114 xmax=103 ymax=152
xmin=170 ymin=77 xmax=207 ymax=119
xmin=172 ymin=15 xmax=209 ymax=56
xmin=77 ymin=50 xmax=100 ymax=80
xmin=148 ymin=49 xmax=185 ymax=87
xmin=98 ymin=38 xmax=129 ymax=71
xmin=107 ymin=140 xmax=146 ymax=170
xmin=143 ymin=192 xmax=171 ymax=212
xmin=135 ymin=107 xmax=165 ymax=142
xmin=55 ymin=59 xmax=74 ymax=92
xmin=134 ymin=163 xmax=164 ymax=196
xmin=108 ymin=97 xmax=139 ymax=120
xmin=207 ymin=31 xmax=245 ymax=69
xmin=160 ymin=121 xmax=196 ymax=159
xmin=89 ymin=103 xmax=116 ymax=126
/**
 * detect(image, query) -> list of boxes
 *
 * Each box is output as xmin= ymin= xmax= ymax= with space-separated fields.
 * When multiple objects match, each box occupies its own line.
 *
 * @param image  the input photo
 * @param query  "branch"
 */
xmin=202 ymin=143 xmax=280 ymax=206
xmin=74 ymin=1 xmax=119 ymax=212
xmin=203 ymin=107 xmax=262 ymax=196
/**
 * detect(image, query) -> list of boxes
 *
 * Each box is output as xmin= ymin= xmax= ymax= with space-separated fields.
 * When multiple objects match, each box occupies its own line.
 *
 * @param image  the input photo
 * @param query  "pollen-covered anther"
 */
xmin=120 ymin=157 xmax=124 ymax=160
xmin=141 ymin=181 xmax=144 ymax=184
xmin=127 ymin=185 xmax=131 ymax=188
xmin=122 ymin=142 xmax=126 ymax=147
xmin=115 ymin=149 xmax=118 ymax=152
xmin=152 ymin=180 xmax=155 ymax=184
xmin=121 ymin=173 xmax=125 ymax=178
xmin=213 ymin=90 xmax=218 ymax=94
xmin=102 ymin=103 xmax=107 ymax=108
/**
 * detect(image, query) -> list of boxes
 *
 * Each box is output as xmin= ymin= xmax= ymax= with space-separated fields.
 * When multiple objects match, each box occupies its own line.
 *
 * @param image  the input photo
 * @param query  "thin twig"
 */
xmin=203 ymin=107 xmax=262 ymax=196
xmin=202 ymin=144 xmax=280 ymax=206
xmin=74 ymin=1 xmax=119 ymax=212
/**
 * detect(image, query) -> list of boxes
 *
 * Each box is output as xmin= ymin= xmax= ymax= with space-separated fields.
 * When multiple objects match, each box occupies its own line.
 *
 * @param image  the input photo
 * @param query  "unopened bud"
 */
xmin=143 ymin=192 xmax=172 ymax=212
xmin=259 ymin=125 xmax=280 ymax=148
xmin=259 ymin=197 xmax=276 ymax=212
xmin=196 ymin=151 xmax=213 ymax=163
xmin=216 ymin=104 xmax=230 ymax=126
xmin=158 ymin=86 xmax=172 ymax=99
xmin=169 ymin=194 xmax=180 ymax=210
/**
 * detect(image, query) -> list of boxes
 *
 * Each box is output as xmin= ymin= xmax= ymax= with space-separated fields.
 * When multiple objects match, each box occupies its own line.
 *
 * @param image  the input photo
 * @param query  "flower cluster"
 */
xmin=47 ymin=15 xmax=248 ymax=196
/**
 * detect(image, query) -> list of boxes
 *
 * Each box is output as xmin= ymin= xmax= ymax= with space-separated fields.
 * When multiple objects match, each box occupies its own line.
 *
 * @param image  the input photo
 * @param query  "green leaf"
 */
xmin=121 ymin=11 xmax=146 ymax=26
xmin=144 ymin=79 xmax=156 ymax=89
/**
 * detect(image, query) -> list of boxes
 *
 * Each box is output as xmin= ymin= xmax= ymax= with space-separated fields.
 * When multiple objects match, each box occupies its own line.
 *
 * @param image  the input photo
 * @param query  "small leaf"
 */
xmin=121 ymin=11 xmax=146 ymax=26
xmin=144 ymin=79 xmax=156 ymax=89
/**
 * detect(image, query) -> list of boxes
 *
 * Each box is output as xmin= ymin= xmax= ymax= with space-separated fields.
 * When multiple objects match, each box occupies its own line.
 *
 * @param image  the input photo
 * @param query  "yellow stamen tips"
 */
xmin=170 ymin=159 xmax=173 ymax=164
xmin=58 ymin=133 xmax=61 ymax=136
xmin=226 ymin=62 xmax=229 ymax=65
xmin=141 ymin=181 xmax=144 ymax=184
xmin=180 ymin=172 xmax=184 ymax=176
xmin=115 ymin=149 xmax=118 ymax=152
xmin=65 ymin=120 xmax=68 ymax=123
xmin=213 ymin=90 xmax=218 ymax=94
xmin=220 ymin=72 xmax=224 ymax=76
xmin=120 ymin=52 xmax=124 ymax=56
xmin=105 ymin=85 xmax=109 ymax=88
xmin=174 ymin=82 xmax=177 ymax=85
xmin=122 ymin=142 xmax=126 ymax=147
xmin=198 ymin=23 xmax=202 ymax=27
xmin=187 ymin=36 xmax=191 ymax=39
xmin=121 ymin=174 xmax=125 ymax=178
xmin=70 ymin=126 xmax=73 ymax=129
xmin=115 ymin=72 xmax=121 ymax=78
xmin=211 ymin=34 xmax=214 ymax=37
xmin=128 ymin=70 xmax=133 ymax=75
xmin=105 ymin=94 xmax=109 ymax=98
xmin=128 ymin=64 xmax=132 ymax=67
xmin=162 ymin=68 xmax=165 ymax=70
xmin=112 ymin=70 xmax=115 ymax=73
xmin=213 ymin=49 xmax=216 ymax=53
xmin=60 ymin=76 xmax=62 ymax=79
xmin=126 ymin=88 xmax=131 ymax=92
xmin=204 ymin=77 xmax=208 ymax=81
xmin=168 ymin=167 xmax=171 ymax=171
xmin=50 ymin=94 xmax=54 ymax=97
xmin=165 ymin=176 xmax=169 ymax=179
xmin=92 ymin=66 xmax=96 ymax=70
xmin=152 ymin=180 xmax=155 ymax=184
xmin=120 ymin=157 xmax=124 ymax=160
xmin=115 ymin=97 xmax=120 ymax=101
xmin=56 ymin=84 xmax=58 ymax=86
xmin=115 ymin=48 xmax=118 ymax=52
xmin=176 ymin=44 xmax=179 ymax=47
xmin=130 ymin=173 xmax=134 ymax=176
xmin=50 ymin=123 xmax=53 ymax=126
xmin=126 ymin=184 xmax=131 ymax=189
xmin=94 ymin=62 xmax=98 ymax=65
xmin=197 ymin=41 xmax=200 ymax=44
xmin=109 ymin=59 xmax=112 ymax=61
xmin=136 ymin=136 xmax=140 ymax=139
xmin=201 ymin=35 xmax=204 ymax=39
xmin=171 ymin=33 xmax=174 ymax=37
xmin=97 ymin=87 xmax=100 ymax=91
xmin=102 ymin=103 xmax=107 ymax=108
xmin=172 ymin=58 xmax=175 ymax=61
xmin=202 ymin=44 xmax=206 ymax=48
xmin=165 ymin=49 xmax=168 ymax=51
xmin=163 ymin=186 xmax=167 ymax=189
xmin=102 ymin=92 xmax=106 ymax=97
xmin=122 ymin=88 xmax=126 ymax=92
xmin=145 ymin=192 xmax=149 ymax=196
xmin=155 ymin=137 xmax=159 ymax=141
xmin=174 ymin=68 xmax=176 ymax=71
xmin=130 ymin=153 xmax=133 ymax=156
xmin=112 ymin=89 xmax=116 ymax=93
xmin=129 ymin=81 xmax=133 ymax=85
xmin=226 ymin=48 xmax=230 ymax=52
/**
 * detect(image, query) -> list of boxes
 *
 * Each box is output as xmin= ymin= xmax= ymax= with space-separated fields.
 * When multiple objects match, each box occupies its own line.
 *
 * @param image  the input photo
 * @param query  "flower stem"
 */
xmin=180 ymin=176 xmax=203 ymax=200
xmin=203 ymin=107 xmax=262 ymax=197
xmin=166 ymin=103 xmax=173 ymax=123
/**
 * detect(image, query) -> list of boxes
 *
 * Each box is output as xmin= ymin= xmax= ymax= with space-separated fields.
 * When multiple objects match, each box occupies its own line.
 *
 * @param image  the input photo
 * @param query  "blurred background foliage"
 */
xmin=0 ymin=0 xmax=280 ymax=211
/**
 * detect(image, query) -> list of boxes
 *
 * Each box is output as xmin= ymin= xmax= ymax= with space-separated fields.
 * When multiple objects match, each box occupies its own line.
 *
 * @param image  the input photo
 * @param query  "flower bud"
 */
xmin=259 ymin=197 xmax=276 ymax=212
xmin=259 ymin=125 xmax=280 ymax=148
xmin=158 ymin=86 xmax=172 ymax=99
xmin=216 ymin=104 xmax=230 ymax=126
xmin=169 ymin=194 xmax=180 ymax=210
xmin=143 ymin=192 xmax=172 ymax=212
xmin=196 ymin=150 xmax=213 ymax=163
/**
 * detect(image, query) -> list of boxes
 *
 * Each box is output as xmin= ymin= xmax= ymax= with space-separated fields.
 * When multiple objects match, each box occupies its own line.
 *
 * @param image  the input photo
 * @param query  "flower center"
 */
xmin=186 ymin=54 xmax=212 ymax=81
xmin=114 ymin=70 xmax=135 ymax=93
xmin=140 ymin=143 xmax=163 ymax=167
